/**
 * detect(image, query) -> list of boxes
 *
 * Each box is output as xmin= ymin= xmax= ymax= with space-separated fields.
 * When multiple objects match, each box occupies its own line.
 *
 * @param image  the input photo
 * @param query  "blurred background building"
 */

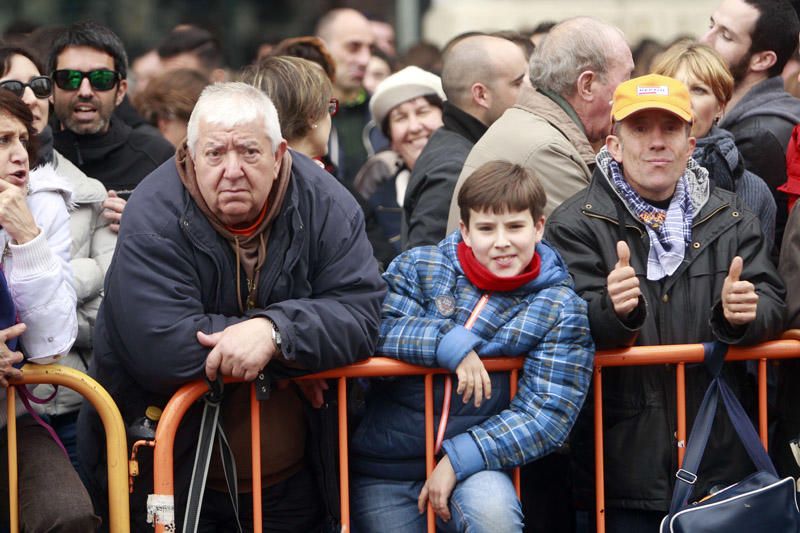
xmin=0 ymin=0 xmax=719 ymax=69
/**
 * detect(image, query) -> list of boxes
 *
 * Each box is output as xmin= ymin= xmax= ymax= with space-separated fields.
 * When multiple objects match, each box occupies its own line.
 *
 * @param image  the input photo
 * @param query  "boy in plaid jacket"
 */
xmin=350 ymin=160 xmax=594 ymax=532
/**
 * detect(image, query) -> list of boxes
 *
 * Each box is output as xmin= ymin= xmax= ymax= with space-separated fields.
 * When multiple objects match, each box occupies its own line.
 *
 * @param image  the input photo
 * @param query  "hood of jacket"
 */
xmin=515 ymin=86 xmax=596 ymax=168
xmin=28 ymin=162 xmax=74 ymax=208
xmin=594 ymin=146 xmax=710 ymax=219
xmin=52 ymin=150 xmax=107 ymax=205
xmin=438 ymin=229 xmax=572 ymax=294
xmin=693 ymin=126 xmax=745 ymax=190
xmin=720 ymin=76 xmax=800 ymax=127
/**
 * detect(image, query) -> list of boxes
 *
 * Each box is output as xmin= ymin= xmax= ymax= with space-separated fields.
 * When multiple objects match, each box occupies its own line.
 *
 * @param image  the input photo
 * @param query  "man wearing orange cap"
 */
xmin=545 ymin=74 xmax=786 ymax=531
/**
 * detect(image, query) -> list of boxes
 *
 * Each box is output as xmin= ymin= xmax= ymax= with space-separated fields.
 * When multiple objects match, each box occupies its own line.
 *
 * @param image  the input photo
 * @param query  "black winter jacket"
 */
xmin=719 ymin=76 xmax=800 ymax=248
xmin=545 ymin=163 xmax=786 ymax=511
xmin=401 ymin=102 xmax=487 ymax=250
xmin=77 ymin=151 xmax=386 ymax=531
xmin=53 ymin=117 xmax=174 ymax=195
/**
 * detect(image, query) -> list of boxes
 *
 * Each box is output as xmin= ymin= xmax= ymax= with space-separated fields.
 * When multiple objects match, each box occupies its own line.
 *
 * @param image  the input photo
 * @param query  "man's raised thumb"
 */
xmin=728 ymin=256 xmax=743 ymax=282
xmin=616 ymin=241 xmax=631 ymax=268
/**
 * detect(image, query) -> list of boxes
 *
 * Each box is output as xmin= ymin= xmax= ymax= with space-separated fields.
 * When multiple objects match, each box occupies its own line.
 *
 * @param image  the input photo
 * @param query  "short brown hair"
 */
xmin=134 ymin=68 xmax=208 ymax=125
xmin=651 ymin=41 xmax=733 ymax=106
xmin=270 ymin=36 xmax=336 ymax=83
xmin=458 ymin=160 xmax=546 ymax=225
xmin=0 ymin=90 xmax=38 ymax=165
xmin=240 ymin=55 xmax=332 ymax=143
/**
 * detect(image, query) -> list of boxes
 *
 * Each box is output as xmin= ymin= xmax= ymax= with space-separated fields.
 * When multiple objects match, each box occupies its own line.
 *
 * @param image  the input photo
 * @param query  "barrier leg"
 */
xmin=676 ymin=362 xmax=686 ymax=467
xmin=758 ymin=358 xmax=768 ymax=450
xmin=424 ymin=373 xmax=435 ymax=533
xmin=7 ymin=387 xmax=17 ymax=533
xmin=251 ymin=384 xmax=262 ymax=533
xmin=593 ymin=368 xmax=605 ymax=533
xmin=509 ymin=369 xmax=520 ymax=498
xmin=338 ymin=377 xmax=350 ymax=532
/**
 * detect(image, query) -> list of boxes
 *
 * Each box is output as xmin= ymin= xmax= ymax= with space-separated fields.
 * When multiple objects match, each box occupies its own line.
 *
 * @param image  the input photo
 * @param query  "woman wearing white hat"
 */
xmin=354 ymin=66 xmax=445 ymax=257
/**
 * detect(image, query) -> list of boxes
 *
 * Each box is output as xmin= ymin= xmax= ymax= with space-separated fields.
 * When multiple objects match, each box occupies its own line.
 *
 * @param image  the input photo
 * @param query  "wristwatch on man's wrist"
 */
xmin=269 ymin=319 xmax=282 ymax=354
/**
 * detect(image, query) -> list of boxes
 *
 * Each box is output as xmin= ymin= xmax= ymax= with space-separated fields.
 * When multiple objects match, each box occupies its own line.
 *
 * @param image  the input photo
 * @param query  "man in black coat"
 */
xmin=401 ymin=34 xmax=529 ymax=250
xmin=546 ymin=74 xmax=786 ymax=532
xmin=77 ymin=82 xmax=385 ymax=532
xmin=48 ymin=21 xmax=174 ymax=231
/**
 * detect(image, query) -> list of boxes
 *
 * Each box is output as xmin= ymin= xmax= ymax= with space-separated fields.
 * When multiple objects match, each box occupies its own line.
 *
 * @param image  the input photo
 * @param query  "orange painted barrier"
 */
xmin=6 ymin=364 xmax=130 ymax=533
xmin=592 ymin=333 xmax=800 ymax=533
xmin=150 ymin=358 xmax=523 ymax=532
xmin=149 ymin=333 xmax=800 ymax=533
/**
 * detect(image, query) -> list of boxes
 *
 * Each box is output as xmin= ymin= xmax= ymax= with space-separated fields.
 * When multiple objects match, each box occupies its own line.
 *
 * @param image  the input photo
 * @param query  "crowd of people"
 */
xmin=0 ymin=0 xmax=799 ymax=531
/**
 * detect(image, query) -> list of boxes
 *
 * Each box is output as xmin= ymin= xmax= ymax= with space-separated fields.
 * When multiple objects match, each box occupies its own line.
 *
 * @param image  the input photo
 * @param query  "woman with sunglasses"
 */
xmin=0 ymin=45 xmax=116 ymax=466
xmin=0 ymin=85 xmax=99 ymax=531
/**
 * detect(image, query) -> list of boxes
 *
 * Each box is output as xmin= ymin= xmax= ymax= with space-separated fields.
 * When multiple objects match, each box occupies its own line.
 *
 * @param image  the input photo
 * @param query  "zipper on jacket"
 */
xmin=582 ymin=210 xmax=645 ymax=237
xmin=692 ymin=204 xmax=730 ymax=228
xmin=466 ymin=293 xmax=491 ymax=329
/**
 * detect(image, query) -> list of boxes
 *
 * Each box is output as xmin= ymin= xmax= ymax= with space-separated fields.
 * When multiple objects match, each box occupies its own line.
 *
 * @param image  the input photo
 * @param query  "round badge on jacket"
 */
xmin=434 ymin=294 xmax=456 ymax=317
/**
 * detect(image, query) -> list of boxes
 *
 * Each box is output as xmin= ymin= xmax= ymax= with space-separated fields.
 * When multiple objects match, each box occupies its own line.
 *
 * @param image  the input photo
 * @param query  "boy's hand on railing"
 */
xmin=199 ymin=318 xmax=278 ymax=381
xmin=608 ymin=241 xmax=641 ymax=319
xmin=455 ymin=351 xmax=491 ymax=408
xmin=418 ymin=454 xmax=456 ymax=522
xmin=0 ymin=323 xmax=25 ymax=387
xmin=722 ymin=256 xmax=758 ymax=327
xmin=296 ymin=379 xmax=329 ymax=408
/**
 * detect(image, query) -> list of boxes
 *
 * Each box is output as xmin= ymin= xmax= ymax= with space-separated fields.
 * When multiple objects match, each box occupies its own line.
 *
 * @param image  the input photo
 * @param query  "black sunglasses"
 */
xmin=51 ymin=69 xmax=120 ymax=91
xmin=0 ymin=76 xmax=52 ymax=99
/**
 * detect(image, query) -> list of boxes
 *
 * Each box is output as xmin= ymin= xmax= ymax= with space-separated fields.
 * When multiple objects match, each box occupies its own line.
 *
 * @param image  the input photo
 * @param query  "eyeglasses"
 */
xmin=0 ymin=77 xmax=53 ymax=99
xmin=328 ymin=98 xmax=339 ymax=117
xmin=51 ymin=69 xmax=121 ymax=91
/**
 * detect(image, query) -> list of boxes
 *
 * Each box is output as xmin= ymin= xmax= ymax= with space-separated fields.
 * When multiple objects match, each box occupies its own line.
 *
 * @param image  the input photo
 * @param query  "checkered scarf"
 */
xmin=608 ymin=159 xmax=693 ymax=280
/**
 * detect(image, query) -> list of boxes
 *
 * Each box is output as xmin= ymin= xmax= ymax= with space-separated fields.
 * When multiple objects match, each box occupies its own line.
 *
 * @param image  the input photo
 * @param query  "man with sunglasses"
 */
xmin=48 ymin=21 xmax=173 ymax=229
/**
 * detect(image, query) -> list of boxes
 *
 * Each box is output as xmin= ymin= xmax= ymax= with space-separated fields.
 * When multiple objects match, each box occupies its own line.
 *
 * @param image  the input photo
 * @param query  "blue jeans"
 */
xmin=351 ymin=471 xmax=523 ymax=533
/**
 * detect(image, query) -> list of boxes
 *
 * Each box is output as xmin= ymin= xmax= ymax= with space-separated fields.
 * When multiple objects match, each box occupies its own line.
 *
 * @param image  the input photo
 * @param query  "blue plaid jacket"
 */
xmin=352 ymin=231 xmax=594 ymax=481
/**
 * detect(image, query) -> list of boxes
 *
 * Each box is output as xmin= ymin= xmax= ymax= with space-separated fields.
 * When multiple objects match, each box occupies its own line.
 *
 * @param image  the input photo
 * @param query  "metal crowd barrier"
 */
xmin=149 ymin=333 xmax=800 ymax=533
xmin=592 ymin=331 xmax=800 ymax=532
xmin=149 ymin=358 xmax=522 ymax=533
xmin=6 ymin=364 xmax=130 ymax=533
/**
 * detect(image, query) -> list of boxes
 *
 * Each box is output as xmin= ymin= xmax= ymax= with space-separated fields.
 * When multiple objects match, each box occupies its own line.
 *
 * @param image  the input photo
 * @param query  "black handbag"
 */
xmin=660 ymin=342 xmax=800 ymax=533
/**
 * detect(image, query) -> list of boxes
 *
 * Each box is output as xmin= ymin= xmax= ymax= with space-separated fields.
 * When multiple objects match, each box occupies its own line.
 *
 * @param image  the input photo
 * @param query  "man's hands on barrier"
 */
xmin=455 ymin=351 xmax=491 ymax=407
xmin=0 ymin=180 xmax=40 ymax=245
xmin=418 ymin=454 xmax=456 ymax=522
xmin=722 ymin=256 xmax=758 ymax=327
xmin=607 ymin=241 xmax=640 ymax=319
xmin=0 ymin=323 xmax=25 ymax=387
xmin=199 ymin=318 xmax=278 ymax=381
xmin=102 ymin=190 xmax=126 ymax=233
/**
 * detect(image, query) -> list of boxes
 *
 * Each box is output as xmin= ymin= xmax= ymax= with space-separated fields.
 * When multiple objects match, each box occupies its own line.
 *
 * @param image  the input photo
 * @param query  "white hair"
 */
xmin=529 ymin=17 xmax=626 ymax=97
xmin=186 ymin=82 xmax=283 ymax=157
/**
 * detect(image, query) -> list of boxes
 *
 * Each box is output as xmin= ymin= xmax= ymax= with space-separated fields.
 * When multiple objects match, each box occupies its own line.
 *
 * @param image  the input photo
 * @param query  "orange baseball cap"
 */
xmin=611 ymin=73 xmax=693 ymax=123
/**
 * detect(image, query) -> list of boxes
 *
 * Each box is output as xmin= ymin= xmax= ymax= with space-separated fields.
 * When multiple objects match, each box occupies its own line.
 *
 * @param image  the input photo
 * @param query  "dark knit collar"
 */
xmin=442 ymin=101 xmax=488 ymax=144
xmin=53 ymin=117 xmax=131 ymax=167
xmin=537 ymin=88 xmax=586 ymax=135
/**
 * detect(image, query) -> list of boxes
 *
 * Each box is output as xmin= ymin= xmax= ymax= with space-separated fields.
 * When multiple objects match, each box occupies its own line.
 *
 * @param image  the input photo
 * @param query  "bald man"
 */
xmin=316 ymin=8 xmax=386 ymax=184
xmin=447 ymin=17 xmax=634 ymax=231
xmin=401 ymin=34 xmax=529 ymax=249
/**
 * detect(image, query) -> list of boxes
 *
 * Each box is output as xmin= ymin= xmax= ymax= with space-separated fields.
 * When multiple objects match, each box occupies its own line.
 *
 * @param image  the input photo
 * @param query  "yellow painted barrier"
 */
xmin=7 ymin=364 xmax=130 ymax=532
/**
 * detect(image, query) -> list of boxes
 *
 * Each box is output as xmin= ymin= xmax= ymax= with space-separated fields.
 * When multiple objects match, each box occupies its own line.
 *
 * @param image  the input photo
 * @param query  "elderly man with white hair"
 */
xmin=77 ymin=82 xmax=385 ymax=532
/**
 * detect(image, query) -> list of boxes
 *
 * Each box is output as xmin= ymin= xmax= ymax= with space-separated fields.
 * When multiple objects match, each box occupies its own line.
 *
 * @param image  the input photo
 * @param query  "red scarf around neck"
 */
xmin=457 ymin=240 xmax=541 ymax=292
